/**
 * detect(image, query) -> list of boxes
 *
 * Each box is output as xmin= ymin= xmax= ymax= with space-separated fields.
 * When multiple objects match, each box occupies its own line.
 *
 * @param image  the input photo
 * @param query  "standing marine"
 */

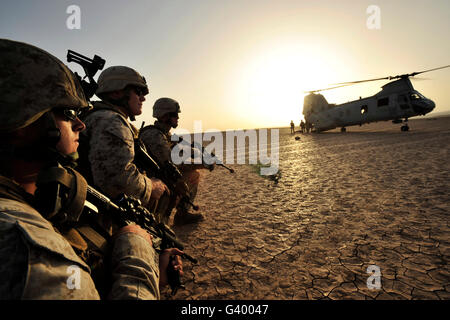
xmin=300 ymin=120 xmax=305 ymax=133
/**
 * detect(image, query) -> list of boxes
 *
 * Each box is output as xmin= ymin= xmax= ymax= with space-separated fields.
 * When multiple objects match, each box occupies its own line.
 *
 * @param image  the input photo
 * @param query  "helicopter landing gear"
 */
xmin=341 ymin=127 xmax=346 ymax=132
xmin=400 ymin=118 xmax=409 ymax=131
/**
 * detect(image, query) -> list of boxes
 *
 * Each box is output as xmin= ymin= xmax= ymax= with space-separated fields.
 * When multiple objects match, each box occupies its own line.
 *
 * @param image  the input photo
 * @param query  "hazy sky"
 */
xmin=1 ymin=0 xmax=449 ymax=132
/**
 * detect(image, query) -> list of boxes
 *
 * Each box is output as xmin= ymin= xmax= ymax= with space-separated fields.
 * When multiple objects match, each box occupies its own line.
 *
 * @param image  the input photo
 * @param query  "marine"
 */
xmin=139 ymin=97 xmax=214 ymax=225
xmin=0 ymin=38 xmax=181 ymax=299
xmin=78 ymin=66 xmax=169 ymax=211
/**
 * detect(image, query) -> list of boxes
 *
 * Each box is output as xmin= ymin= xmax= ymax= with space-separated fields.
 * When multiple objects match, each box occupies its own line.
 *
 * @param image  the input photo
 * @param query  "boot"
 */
xmin=173 ymin=208 xmax=204 ymax=226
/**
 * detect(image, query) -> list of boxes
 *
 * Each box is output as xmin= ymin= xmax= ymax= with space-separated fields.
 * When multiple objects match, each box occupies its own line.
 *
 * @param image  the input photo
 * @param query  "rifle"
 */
xmin=196 ymin=144 xmax=235 ymax=173
xmin=84 ymin=184 xmax=197 ymax=295
xmin=134 ymin=129 xmax=199 ymax=212
xmin=67 ymin=50 xmax=105 ymax=100
xmin=174 ymin=135 xmax=235 ymax=174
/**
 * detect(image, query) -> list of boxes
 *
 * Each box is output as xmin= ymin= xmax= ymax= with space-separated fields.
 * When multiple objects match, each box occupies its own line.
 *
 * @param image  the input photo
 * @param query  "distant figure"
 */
xmin=290 ymin=120 xmax=295 ymax=134
xmin=300 ymin=120 xmax=305 ymax=133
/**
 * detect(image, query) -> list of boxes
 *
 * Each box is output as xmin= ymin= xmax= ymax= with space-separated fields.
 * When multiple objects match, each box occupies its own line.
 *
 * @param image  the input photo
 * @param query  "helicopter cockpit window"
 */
xmin=410 ymin=92 xmax=423 ymax=100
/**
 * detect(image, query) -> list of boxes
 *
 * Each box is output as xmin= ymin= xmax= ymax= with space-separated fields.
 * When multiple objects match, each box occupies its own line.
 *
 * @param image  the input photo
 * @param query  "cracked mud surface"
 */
xmin=163 ymin=116 xmax=450 ymax=300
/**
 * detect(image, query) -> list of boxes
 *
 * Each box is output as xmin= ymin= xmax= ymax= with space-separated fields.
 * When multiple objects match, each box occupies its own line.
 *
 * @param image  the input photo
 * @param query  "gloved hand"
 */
xmin=159 ymin=248 xmax=184 ymax=288
xmin=150 ymin=178 xmax=170 ymax=200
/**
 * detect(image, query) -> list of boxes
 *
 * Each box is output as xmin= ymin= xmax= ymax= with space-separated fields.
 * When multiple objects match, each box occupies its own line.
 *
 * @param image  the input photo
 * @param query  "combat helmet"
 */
xmin=153 ymin=97 xmax=181 ymax=119
xmin=0 ymin=39 xmax=92 ymax=224
xmin=96 ymin=66 xmax=149 ymax=96
xmin=0 ymin=38 xmax=89 ymax=133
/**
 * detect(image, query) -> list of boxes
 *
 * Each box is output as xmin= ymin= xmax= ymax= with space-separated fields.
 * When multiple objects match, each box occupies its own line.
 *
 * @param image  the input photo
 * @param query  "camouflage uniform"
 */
xmin=80 ymin=101 xmax=154 ymax=207
xmin=140 ymin=121 xmax=173 ymax=164
xmin=0 ymin=39 xmax=160 ymax=299
xmin=0 ymin=177 xmax=160 ymax=299
xmin=140 ymin=104 xmax=203 ymax=225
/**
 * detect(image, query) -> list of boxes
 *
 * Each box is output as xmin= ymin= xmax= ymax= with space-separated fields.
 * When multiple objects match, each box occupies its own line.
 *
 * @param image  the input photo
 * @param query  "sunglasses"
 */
xmin=133 ymin=87 xmax=147 ymax=96
xmin=60 ymin=107 xmax=83 ymax=121
xmin=168 ymin=112 xmax=179 ymax=118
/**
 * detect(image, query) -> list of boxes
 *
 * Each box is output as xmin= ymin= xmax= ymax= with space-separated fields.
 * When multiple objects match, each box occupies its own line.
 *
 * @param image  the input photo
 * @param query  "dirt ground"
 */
xmin=162 ymin=116 xmax=450 ymax=300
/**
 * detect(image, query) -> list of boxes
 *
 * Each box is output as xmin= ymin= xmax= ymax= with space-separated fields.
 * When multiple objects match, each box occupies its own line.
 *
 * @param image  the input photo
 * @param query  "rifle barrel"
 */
xmin=182 ymin=253 xmax=198 ymax=264
xmin=86 ymin=185 xmax=119 ymax=211
xmin=217 ymin=163 xmax=235 ymax=173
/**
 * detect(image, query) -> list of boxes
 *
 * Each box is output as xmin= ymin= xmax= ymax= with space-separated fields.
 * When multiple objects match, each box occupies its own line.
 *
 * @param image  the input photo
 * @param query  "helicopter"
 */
xmin=302 ymin=65 xmax=449 ymax=132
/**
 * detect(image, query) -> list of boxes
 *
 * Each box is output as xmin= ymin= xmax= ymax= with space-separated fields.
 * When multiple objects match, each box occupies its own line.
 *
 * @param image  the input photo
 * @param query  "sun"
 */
xmin=231 ymin=45 xmax=338 ymax=128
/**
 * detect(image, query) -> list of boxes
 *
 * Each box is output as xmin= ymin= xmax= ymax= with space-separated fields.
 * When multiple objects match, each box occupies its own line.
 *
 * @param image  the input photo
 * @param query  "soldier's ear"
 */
xmin=160 ymin=114 xmax=170 ymax=123
xmin=39 ymin=112 xmax=61 ymax=147
xmin=107 ymin=90 xmax=125 ymax=99
xmin=9 ymin=114 xmax=54 ymax=146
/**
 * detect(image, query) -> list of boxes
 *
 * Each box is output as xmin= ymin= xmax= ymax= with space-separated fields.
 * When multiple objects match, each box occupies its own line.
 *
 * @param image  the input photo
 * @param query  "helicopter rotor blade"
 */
xmin=305 ymin=65 xmax=449 ymax=94
xmin=410 ymin=76 xmax=431 ymax=81
xmin=332 ymin=65 xmax=449 ymax=85
xmin=385 ymin=65 xmax=450 ymax=80
xmin=331 ymin=76 xmax=391 ymax=86
xmin=304 ymin=83 xmax=356 ymax=94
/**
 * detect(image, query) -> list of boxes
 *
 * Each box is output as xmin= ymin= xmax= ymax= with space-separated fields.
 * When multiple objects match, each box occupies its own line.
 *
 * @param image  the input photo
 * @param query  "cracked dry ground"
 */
xmin=162 ymin=117 xmax=450 ymax=300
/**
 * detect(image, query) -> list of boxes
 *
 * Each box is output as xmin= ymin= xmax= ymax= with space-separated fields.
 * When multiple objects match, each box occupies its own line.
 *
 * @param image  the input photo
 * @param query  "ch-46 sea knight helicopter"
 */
xmin=302 ymin=65 xmax=449 ymax=132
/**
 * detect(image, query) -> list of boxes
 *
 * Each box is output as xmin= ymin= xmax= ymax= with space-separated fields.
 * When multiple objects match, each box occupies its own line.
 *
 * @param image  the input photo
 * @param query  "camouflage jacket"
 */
xmin=139 ymin=121 xmax=173 ymax=165
xmin=80 ymin=101 xmax=153 ymax=207
xmin=0 ymin=176 xmax=160 ymax=300
xmin=139 ymin=121 xmax=205 ymax=172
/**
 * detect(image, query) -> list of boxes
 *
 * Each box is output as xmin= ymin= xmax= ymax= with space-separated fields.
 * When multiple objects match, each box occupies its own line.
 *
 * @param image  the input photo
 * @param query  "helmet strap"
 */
xmin=123 ymin=87 xmax=135 ymax=121
xmin=40 ymin=112 xmax=80 ymax=167
xmin=42 ymin=112 xmax=61 ymax=147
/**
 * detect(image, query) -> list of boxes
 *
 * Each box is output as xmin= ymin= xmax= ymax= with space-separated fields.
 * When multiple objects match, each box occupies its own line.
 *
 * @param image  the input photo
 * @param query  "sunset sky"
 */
xmin=1 ymin=0 xmax=449 ymax=132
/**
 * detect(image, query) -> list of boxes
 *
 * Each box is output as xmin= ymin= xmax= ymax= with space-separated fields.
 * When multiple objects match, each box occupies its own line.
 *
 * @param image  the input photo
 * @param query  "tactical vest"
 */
xmin=138 ymin=124 xmax=162 ymax=136
xmin=77 ymin=102 xmax=140 ymax=186
xmin=139 ymin=123 xmax=176 ymax=149
xmin=0 ymin=175 xmax=110 ymax=298
xmin=138 ymin=124 xmax=181 ymax=224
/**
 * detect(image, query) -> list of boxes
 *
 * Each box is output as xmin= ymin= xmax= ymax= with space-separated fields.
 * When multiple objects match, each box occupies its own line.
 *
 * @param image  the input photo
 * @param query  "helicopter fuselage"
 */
xmin=303 ymin=78 xmax=435 ymax=132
